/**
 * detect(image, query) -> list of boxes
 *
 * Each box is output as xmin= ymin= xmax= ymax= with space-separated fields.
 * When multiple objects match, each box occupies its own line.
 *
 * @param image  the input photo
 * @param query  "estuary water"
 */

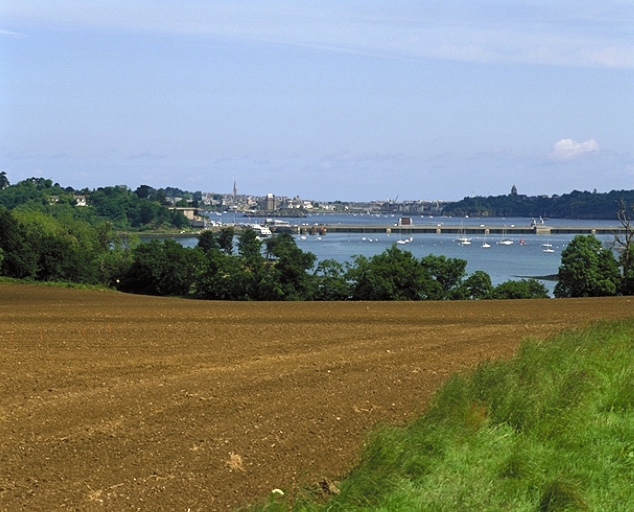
xmin=178 ymin=213 xmax=622 ymax=295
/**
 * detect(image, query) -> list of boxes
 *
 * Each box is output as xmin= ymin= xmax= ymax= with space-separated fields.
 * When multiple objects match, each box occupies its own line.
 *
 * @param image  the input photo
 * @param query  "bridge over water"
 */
xmin=306 ymin=224 xmax=626 ymax=236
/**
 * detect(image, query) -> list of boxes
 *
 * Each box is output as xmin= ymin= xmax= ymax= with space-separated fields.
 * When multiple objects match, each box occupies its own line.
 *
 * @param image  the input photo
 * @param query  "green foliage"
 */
xmin=460 ymin=270 xmax=494 ymax=299
xmin=197 ymin=230 xmax=220 ymax=253
xmin=0 ymin=206 xmax=37 ymax=278
xmin=266 ymin=233 xmax=317 ymax=300
xmin=0 ymin=177 xmax=189 ymax=231
xmin=89 ymin=186 xmax=188 ymax=230
xmin=119 ymin=239 xmax=203 ymax=296
xmin=555 ymin=235 xmax=620 ymax=298
xmin=252 ymin=320 xmax=634 ymax=511
xmin=420 ymin=254 xmax=468 ymax=299
xmin=0 ymin=177 xmax=64 ymax=210
xmin=218 ymin=227 xmax=235 ymax=255
xmin=239 ymin=228 xmax=264 ymax=268
xmin=0 ymin=206 xmax=111 ymax=283
xmin=444 ymin=189 xmax=634 ymax=220
xmin=345 ymin=245 xmax=435 ymax=300
xmin=195 ymin=248 xmax=245 ymax=300
xmin=313 ymin=259 xmax=351 ymax=301
xmin=0 ymin=171 xmax=9 ymax=189
xmin=493 ymin=278 xmax=549 ymax=299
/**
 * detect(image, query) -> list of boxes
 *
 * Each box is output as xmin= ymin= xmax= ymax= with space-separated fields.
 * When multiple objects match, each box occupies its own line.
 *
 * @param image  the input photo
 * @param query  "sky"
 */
xmin=1 ymin=1 xmax=633 ymax=201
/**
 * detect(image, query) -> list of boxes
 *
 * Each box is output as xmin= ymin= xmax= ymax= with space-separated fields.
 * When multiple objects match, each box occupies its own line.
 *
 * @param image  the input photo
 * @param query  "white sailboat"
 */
xmin=497 ymin=228 xmax=513 ymax=245
xmin=482 ymin=234 xmax=491 ymax=248
xmin=455 ymin=222 xmax=472 ymax=245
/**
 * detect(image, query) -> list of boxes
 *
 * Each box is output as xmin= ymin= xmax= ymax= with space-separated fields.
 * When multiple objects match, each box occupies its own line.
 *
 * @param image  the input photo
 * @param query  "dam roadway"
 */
xmin=298 ymin=223 xmax=626 ymax=236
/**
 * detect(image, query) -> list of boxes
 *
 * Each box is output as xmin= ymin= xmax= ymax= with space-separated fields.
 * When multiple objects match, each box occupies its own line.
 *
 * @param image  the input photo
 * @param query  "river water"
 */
xmin=177 ymin=212 xmax=623 ymax=295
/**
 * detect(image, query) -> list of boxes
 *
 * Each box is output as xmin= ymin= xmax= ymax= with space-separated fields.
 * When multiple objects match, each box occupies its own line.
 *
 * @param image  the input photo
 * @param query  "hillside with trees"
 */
xmin=443 ymin=187 xmax=634 ymax=219
xmin=0 ymin=174 xmax=188 ymax=231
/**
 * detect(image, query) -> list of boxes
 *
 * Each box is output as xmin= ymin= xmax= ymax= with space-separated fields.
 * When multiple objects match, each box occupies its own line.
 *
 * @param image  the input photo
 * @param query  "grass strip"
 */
xmin=248 ymin=319 xmax=634 ymax=511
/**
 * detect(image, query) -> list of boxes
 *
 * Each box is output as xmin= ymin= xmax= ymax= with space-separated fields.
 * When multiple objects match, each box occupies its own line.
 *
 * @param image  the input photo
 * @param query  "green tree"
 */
xmin=95 ymin=221 xmax=115 ymax=251
xmin=346 ymin=245 xmax=432 ymax=300
xmin=458 ymin=270 xmax=494 ymax=300
xmin=135 ymin=184 xmax=153 ymax=199
xmin=493 ymin=279 xmax=549 ymax=299
xmin=554 ymin=235 xmax=620 ymax=298
xmin=0 ymin=207 xmax=37 ymax=278
xmin=265 ymin=233 xmax=316 ymax=300
xmin=238 ymin=228 xmax=263 ymax=267
xmin=235 ymin=228 xmax=270 ymax=299
xmin=195 ymin=248 xmax=247 ymax=300
xmin=420 ymin=254 xmax=468 ymax=299
xmin=218 ymin=227 xmax=235 ymax=255
xmin=313 ymin=259 xmax=351 ymax=300
xmin=120 ymin=239 xmax=203 ymax=296
xmin=0 ymin=171 xmax=9 ymax=190
xmin=11 ymin=209 xmax=104 ymax=283
xmin=197 ymin=230 xmax=220 ymax=253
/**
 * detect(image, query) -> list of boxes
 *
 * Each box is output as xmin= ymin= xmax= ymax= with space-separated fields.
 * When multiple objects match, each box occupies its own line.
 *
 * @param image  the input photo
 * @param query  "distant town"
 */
xmin=193 ymin=183 xmax=447 ymax=217
xmin=172 ymin=181 xmax=634 ymax=224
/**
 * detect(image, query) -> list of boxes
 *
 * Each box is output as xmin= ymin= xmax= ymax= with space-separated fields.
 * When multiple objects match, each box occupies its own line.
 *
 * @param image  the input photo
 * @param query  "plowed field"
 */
xmin=1 ymin=284 xmax=632 ymax=511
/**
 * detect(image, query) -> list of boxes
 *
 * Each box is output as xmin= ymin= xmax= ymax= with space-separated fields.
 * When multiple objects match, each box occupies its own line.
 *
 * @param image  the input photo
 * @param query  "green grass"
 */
xmin=0 ymin=276 xmax=113 ymax=291
xmin=246 ymin=319 xmax=634 ymax=511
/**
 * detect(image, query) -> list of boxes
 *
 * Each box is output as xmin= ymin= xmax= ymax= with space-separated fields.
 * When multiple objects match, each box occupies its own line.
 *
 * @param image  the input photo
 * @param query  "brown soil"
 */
xmin=1 ymin=284 xmax=632 ymax=511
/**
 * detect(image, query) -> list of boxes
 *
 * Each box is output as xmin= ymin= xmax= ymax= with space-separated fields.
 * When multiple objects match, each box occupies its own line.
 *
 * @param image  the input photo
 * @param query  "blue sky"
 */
xmin=1 ymin=1 xmax=633 ymax=201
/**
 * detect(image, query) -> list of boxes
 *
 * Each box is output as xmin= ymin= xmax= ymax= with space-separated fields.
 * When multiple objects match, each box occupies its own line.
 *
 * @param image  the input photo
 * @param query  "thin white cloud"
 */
xmin=127 ymin=151 xmax=166 ymax=161
xmin=1 ymin=1 xmax=633 ymax=68
xmin=0 ymin=28 xmax=26 ymax=38
xmin=548 ymin=138 xmax=600 ymax=161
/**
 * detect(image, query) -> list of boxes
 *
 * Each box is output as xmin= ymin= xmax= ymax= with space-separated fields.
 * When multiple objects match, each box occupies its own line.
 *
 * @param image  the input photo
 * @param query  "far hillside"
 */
xmin=0 ymin=174 xmax=189 ymax=231
xmin=443 ymin=187 xmax=634 ymax=220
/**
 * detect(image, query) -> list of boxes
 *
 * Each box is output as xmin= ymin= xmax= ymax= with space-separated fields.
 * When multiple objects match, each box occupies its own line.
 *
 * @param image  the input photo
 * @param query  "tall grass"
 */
xmin=248 ymin=319 xmax=634 ymax=511
xmin=0 ymin=276 xmax=113 ymax=291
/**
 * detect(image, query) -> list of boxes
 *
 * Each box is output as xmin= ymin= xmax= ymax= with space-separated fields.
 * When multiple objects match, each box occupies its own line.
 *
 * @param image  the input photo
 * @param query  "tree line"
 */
xmin=443 ymin=189 xmax=634 ymax=220
xmin=2 ymin=204 xmax=633 ymax=300
xmin=0 ymin=205 xmax=552 ymax=299
xmin=2 ymin=175 xmax=634 ymax=300
xmin=0 ymin=175 xmax=189 ymax=231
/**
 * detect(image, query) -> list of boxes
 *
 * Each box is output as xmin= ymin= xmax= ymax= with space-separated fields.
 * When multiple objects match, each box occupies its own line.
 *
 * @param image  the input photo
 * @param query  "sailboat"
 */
xmin=482 ymin=233 xmax=491 ymax=248
xmin=541 ymin=240 xmax=554 ymax=253
xmin=497 ymin=228 xmax=513 ymax=245
xmin=455 ymin=222 xmax=472 ymax=245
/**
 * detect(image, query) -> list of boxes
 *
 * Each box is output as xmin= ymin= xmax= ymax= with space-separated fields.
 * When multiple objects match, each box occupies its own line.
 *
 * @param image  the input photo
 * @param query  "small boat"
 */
xmin=455 ymin=222 xmax=472 ymax=245
xmin=497 ymin=228 xmax=513 ymax=245
xmin=244 ymin=224 xmax=272 ymax=239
